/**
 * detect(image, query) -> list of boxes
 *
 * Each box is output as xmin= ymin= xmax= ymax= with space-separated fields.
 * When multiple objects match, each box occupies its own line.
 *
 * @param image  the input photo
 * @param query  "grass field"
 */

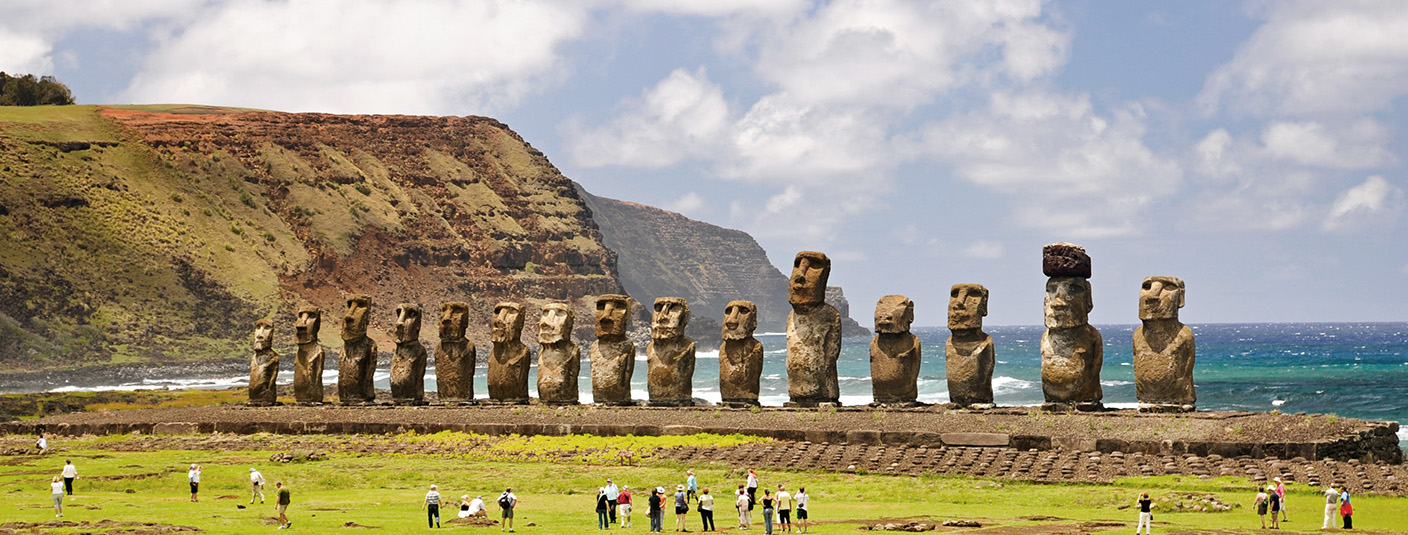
xmin=3 ymin=432 xmax=1405 ymax=535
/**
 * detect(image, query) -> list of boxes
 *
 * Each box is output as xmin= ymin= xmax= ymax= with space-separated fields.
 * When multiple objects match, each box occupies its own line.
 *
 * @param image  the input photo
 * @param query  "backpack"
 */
xmin=498 ymin=494 xmax=512 ymax=509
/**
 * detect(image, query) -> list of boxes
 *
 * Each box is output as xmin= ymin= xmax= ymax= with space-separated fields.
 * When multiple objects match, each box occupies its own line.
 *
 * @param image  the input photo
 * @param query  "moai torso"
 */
xmin=389 ymin=303 xmax=427 ymax=404
xmin=338 ymin=295 xmax=378 ymax=404
xmin=719 ymin=300 xmax=764 ymax=405
xmin=1040 ymin=273 xmax=1103 ymax=406
xmin=786 ymin=251 xmax=842 ymax=405
xmin=1133 ymin=276 xmax=1196 ymax=410
xmin=293 ymin=306 xmax=325 ymax=403
xmin=945 ymin=284 xmax=994 ymax=407
xmin=435 ymin=302 xmax=476 ymax=403
xmin=647 ymin=297 xmax=695 ymax=405
xmin=249 ymin=319 xmax=280 ymax=405
xmin=537 ymin=303 xmax=580 ymax=405
xmin=590 ymin=294 xmax=636 ymax=404
xmin=870 ymin=295 xmax=921 ymax=404
xmin=487 ymin=302 xmax=530 ymax=403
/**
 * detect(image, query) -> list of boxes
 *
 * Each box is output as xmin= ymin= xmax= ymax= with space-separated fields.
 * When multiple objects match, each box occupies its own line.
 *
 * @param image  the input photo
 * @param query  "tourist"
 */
xmin=187 ymin=464 xmax=201 ymax=502
xmin=794 ymin=487 xmax=809 ymax=534
xmin=1136 ymin=492 xmax=1152 ymax=535
xmin=459 ymin=495 xmax=473 ymax=518
xmin=1322 ymin=484 xmax=1340 ymax=529
xmin=596 ymin=487 xmax=611 ymax=530
xmin=50 ymin=475 xmax=64 ymax=517
xmin=605 ymin=478 xmax=620 ymax=525
xmin=424 ymin=484 xmax=442 ymax=528
xmin=275 ymin=481 xmax=292 ymax=529
xmin=465 ymin=495 xmax=488 ymax=518
xmin=1268 ymin=485 xmax=1282 ymax=529
xmin=674 ymin=484 xmax=689 ymax=531
xmin=1255 ymin=487 xmax=1269 ymax=529
xmin=735 ymin=486 xmax=751 ymax=529
xmin=686 ymin=469 xmax=698 ymax=503
xmin=761 ymin=489 xmax=775 ymax=535
xmin=61 ymin=460 xmax=77 ymax=496
xmin=776 ymin=485 xmax=792 ymax=534
xmin=249 ymin=468 xmax=266 ymax=504
xmin=698 ymin=487 xmax=715 ymax=532
xmin=649 ymin=486 xmax=664 ymax=533
xmin=1339 ymin=486 xmax=1353 ymax=530
xmin=36 ymin=433 xmax=47 ymax=453
xmin=498 ymin=487 xmax=518 ymax=532
xmin=1274 ymin=477 xmax=1289 ymax=522
xmin=746 ymin=469 xmax=759 ymax=510
xmin=619 ymin=485 xmax=633 ymax=528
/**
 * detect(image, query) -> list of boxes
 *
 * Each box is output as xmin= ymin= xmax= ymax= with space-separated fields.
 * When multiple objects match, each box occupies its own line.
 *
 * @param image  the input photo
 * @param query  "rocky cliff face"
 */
xmin=826 ymin=286 xmax=872 ymax=338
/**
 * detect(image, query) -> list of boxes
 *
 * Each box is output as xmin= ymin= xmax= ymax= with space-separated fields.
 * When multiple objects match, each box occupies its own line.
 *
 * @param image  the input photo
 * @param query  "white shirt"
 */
xmin=795 ymin=492 xmax=808 ymax=510
xmin=426 ymin=490 xmax=441 ymax=505
xmin=736 ymin=493 xmax=749 ymax=509
xmin=604 ymin=483 xmax=620 ymax=500
xmin=62 ymin=464 xmax=77 ymax=478
xmin=1325 ymin=488 xmax=1339 ymax=504
xmin=501 ymin=492 xmax=517 ymax=508
xmin=747 ymin=473 xmax=758 ymax=488
xmin=51 ymin=481 xmax=64 ymax=495
xmin=251 ymin=471 xmax=265 ymax=485
xmin=188 ymin=469 xmax=200 ymax=483
xmin=37 ymin=437 xmax=47 ymax=450
xmin=467 ymin=498 xmax=486 ymax=515
xmin=776 ymin=491 xmax=791 ymax=510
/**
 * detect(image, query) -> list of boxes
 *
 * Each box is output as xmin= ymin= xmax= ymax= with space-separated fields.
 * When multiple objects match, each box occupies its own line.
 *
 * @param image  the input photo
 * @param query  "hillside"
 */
xmin=0 ymin=105 xmax=622 ymax=368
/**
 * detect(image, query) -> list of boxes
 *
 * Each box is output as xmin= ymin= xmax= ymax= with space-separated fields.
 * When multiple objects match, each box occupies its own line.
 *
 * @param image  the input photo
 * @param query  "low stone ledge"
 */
xmin=152 ymin=422 xmax=198 ymax=435
xmin=845 ymin=429 xmax=882 ymax=445
xmin=941 ymin=432 xmax=1010 ymax=447
xmin=662 ymin=425 xmax=703 ymax=436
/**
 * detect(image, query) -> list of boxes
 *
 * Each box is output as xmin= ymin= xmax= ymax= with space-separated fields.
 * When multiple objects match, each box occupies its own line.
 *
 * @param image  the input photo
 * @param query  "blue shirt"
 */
xmin=687 ymin=475 xmax=697 ymax=491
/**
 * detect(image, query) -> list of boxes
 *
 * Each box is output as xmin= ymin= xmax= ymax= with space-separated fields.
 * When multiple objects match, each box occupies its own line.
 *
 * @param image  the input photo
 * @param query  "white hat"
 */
xmin=656 ymin=486 xmax=665 ymax=494
xmin=431 ymin=484 xmax=438 ymax=489
xmin=250 ymin=467 xmax=257 ymax=472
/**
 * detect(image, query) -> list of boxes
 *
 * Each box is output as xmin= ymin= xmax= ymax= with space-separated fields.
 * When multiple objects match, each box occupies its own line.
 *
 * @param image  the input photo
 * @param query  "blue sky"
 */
xmin=4 ymin=0 xmax=1407 ymax=327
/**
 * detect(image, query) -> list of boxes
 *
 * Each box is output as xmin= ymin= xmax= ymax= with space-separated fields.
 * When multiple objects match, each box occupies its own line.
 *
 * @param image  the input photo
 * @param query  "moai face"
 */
xmin=341 ymin=295 xmax=371 ymax=340
xmin=539 ymin=303 xmax=574 ymax=344
xmin=253 ymin=319 xmax=274 ymax=351
xmin=948 ymin=284 xmax=989 ymax=330
xmin=1139 ymin=276 xmax=1185 ymax=321
xmin=788 ymin=251 xmax=831 ymax=306
xmin=721 ymin=300 xmax=758 ymax=341
xmin=1044 ymin=278 xmax=1092 ymax=329
xmin=491 ymin=302 xmax=525 ymax=343
xmin=439 ymin=302 xmax=469 ymax=341
xmin=651 ymin=297 xmax=690 ymax=340
xmin=294 ymin=306 xmax=322 ymax=344
xmin=393 ymin=304 xmax=422 ymax=344
xmin=594 ymin=294 xmax=631 ymax=338
xmin=874 ymin=295 xmax=914 ymax=334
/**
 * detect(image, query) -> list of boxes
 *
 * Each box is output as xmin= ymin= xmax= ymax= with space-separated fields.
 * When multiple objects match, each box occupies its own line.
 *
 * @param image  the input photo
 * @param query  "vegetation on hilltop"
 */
xmin=0 ymin=73 xmax=75 ymax=106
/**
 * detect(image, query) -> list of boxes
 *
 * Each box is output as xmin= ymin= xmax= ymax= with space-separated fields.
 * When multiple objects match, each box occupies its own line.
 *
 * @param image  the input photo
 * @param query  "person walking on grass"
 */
xmin=249 ymin=468 xmax=266 ymax=504
xmin=649 ymin=487 xmax=664 ymax=533
xmin=776 ymin=485 xmax=792 ymax=534
xmin=735 ymin=486 xmax=750 ymax=529
xmin=1322 ymin=484 xmax=1340 ymax=530
xmin=1274 ymin=477 xmax=1289 ymax=523
xmin=275 ymin=481 xmax=292 ymax=529
xmin=686 ymin=469 xmax=698 ymax=503
xmin=745 ymin=469 xmax=758 ymax=511
xmin=1256 ymin=487 xmax=1270 ymax=529
xmin=498 ymin=487 xmax=518 ymax=532
xmin=1268 ymin=485 xmax=1282 ymax=529
xmin=605 ymin=478 xmax=620 ymax=526
xmin=424 ymin=484 xmax=442 ymax=528
xmin=698 ymin=487 xmax=715 ymax=532
xmin=187 ymin=464 xmax=201 ymax=502
xmin=794 ymin=487 xmax=809 ymax=534
xmin=674 ymin=484 xmax=690 ymax=532
xmin=761 ymin=489 xmax=775 ymax=535
xmin=62 ymin=460 xmax=77 ymax=496
xmin=1136 ymin=492 xmax=1153 ymax=535
xmin=619 ymin=485 xmax=633 ymax=528
xmin=1339 ymin=486 xmax=1353 ymax=530
xmin=596 ymin=487 xmax=611 ymax=530
xmin=50 ymin=475 xmax=65 ymax=518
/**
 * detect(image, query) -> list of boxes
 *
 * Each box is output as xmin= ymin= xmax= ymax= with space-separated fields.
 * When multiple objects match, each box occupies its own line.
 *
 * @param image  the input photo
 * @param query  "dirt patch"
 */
xmin=0 ymin=520 xmax=201 ymax=534
xmin=446 ymin=516 xmax=497 ymax=526
xmin=342 ymin=521 xmax=379 ymax=529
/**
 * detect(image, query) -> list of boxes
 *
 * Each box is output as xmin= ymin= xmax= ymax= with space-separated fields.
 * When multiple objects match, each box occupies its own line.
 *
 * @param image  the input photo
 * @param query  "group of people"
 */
xmin=44 ymin=460 xmax=291 ymax=528
xmin=421 ymin=485 xmax=499 ymax=528
xmin=594 ymin=469 xmax=810 ymax=534
xmin=1249 ymin=477 xmax=1353 ymax=531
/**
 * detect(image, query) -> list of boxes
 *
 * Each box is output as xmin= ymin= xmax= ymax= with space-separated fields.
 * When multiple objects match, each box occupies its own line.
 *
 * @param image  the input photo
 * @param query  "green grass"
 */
xmin=2 ymin=433 xmax=1405 ymax=535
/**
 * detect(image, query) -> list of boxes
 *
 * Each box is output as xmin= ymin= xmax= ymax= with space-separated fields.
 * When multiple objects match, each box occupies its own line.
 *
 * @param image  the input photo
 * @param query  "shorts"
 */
xmin=502 ymin=508 xmax=514 ymax=519
xmin=53 ymin=494 xmax=64 ymax=508
xmin=779 ymin=510 xmax=791 ymax=523
xmin=676 ymin=505 xmax=689 ymax=515
xmin=277 ymin=503 xmax=289 ymax=514
xmin=190 ymin=482 xmax=199 ymax=493
xmin=796 ymin=508 xmax=808 ymax=520
xmin=619 ymin=503 xmax=633 ymax=515
xmin=1258 ymin=503 xmax=1268 ymax=515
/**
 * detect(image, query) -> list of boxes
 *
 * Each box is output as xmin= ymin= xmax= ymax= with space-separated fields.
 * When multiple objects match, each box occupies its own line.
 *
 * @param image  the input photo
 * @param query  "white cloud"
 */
xmin=1324 ymin=175 xmax=1401 ymax=230
xmin=620 ymin=0 xmax=807 ymax=17
xmin=0 ymin=0 xmax=190 ymax=75
xmin=764 ymin=186 xmax=803 ymax=214
xmin=1195 ymin=129 xmax=1239 ymax=177
xmin=1260 ymin=120 xmax=1393 ymax=169
xmin=1199 ymin=0 xmax=1408 ymax=116
xmin=962 ymin=240 xmax=1005 ymax=259
xmin=0 ymin=31 xmax=52 ymax=74
xmin=724 ymin=96 xmax=892 ymax=181
xmin=665 ymin=192 xmax=705 ymax=215
xmin=567 ymin=68 xmax=730 ymax=168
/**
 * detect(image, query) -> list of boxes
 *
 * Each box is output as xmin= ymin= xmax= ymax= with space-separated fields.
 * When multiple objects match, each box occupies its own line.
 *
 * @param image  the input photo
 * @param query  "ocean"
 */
xmin=46 ymin=322 xmax=1408 ymax=448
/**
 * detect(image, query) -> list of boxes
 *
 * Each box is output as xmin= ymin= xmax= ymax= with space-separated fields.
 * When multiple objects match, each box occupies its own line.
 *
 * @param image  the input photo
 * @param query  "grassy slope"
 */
xmin=1 ymin=433 xmax=1404 ymax=535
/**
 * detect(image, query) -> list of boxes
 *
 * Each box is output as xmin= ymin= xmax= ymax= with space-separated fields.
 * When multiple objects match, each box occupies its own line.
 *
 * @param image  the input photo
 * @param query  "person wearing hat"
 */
xmin=1135 ymin=492 xmax=1152 ymax=535
xmin=604 ymin=477 xmax=620 ymax=525
xmin=249 ymin=467 xmax=266 ymax=504
xmin=674 ymin=484 xmax=690 ymax=531
xmin=424 ymin=484 xmax=442 ymax=528
xmin=648 ymin=487 xmax=665 ymax=533
xmin=686 ymin=469 xmax=698 ymax=503
xmin=1268 ymin=484 xmax=1282 ymax=529
xmin=618 ymin=485 xmax=633 ymax=528
xmin=1273 ymin=477 xmax=1289 ymax=522
xmin=187 ymin=464 xmax=201 ymax=502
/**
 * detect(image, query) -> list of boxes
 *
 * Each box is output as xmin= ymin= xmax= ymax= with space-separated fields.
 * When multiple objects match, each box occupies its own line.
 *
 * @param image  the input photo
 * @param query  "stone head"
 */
xmin=1044 ymin=277 xmax=1092 ymax=329
xmin=874 ymin=295 xmax=914 ymax=334
xmin=393 ymin=303 xmax=422 ymax=344
xmin=439 ymin=302 xmax=470 ymax=341
xmin=948 ymin=284 xmax=989 ymax=330
xmin=788 ymin=251 xmax=831 ymax=306
xmin=1139 ymin=276 xmax=1185 ymax=321
xmin=721 ymin=300 xmax=758 ymax=341
xmin=594 ymin=294 xmax=631 ymax=338
xmin=491 ymin=301 xmax=524 ymax=343
xmin=294 ymin=306 xmax=321 ymax=344
xmin=253 ymin=318 xmax=274 ymax=351
xmin=341 ymin=295 xmax=371 ymax=341
xmin=539 ymin=303 xmax=574 ymax=344
xmin=651 ymin=297 xmax=690 ymax=340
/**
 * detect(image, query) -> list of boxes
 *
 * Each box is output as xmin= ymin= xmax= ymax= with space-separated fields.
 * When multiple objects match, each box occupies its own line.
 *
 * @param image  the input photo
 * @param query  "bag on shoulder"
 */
xmin=498 ymin=494 xmax=511 ymax=509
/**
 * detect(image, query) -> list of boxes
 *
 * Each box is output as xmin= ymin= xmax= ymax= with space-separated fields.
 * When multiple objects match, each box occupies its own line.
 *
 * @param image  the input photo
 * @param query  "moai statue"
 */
xmin=249 ymin=319 xmax=280 ymax=406
xmin=870 ymin=295 xmax=921 ymax=405
xmin=337 ymin=295 xmax=378 ymax=404
xmin=785 ymin=251 xmax=842 ymax=406
xmin=719 ymin=300 xmax=764 ymax=407
xmin=945 ymin=284 xmax=995 ymax=408
xmin=1040 ymin=243 xmax=1103 ymax=411
xmin=590 ymin=294 xmax=636 ymax=405
xmin=1133 ymin=276 xmax=1196 ymax=412
xmin=647 ymin=297 xmax=696 ymax=406
xmin=487 ymin=301 xmax=530 ymax=404
xmin=435 ymin=302 xmax=476 ymax=404
xmin=293 ymin=306 xmax=326 ymax=404
xmin=537 ymin=303 xmax=580 ymax=405
xmin=389 ymin=304 xmax=427 ymax=405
